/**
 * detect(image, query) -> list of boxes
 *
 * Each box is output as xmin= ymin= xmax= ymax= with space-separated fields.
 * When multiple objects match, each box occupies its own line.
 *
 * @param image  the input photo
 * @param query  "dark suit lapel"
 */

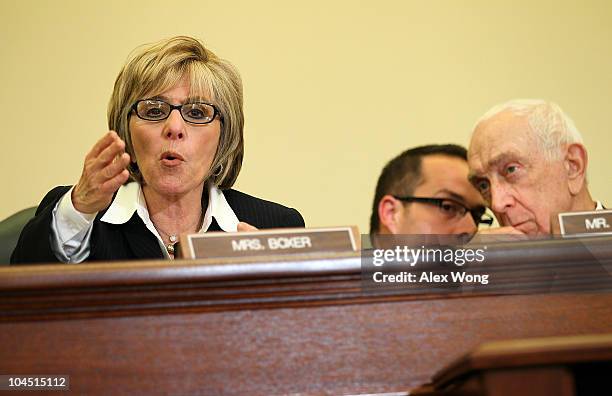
xmin=207 ymin=217 xmax=223 ymax=232
xmin=118 ymin=189 xmax=217 ymax=259
xmin=122 ymin=214 xmax=164 ymax=259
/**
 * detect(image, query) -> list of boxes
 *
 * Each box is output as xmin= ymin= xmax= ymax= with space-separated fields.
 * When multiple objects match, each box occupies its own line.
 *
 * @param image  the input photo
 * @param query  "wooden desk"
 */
xmin=1 ymin=237 xmax=612 ymax=395
xmin=412 ymin=334 xmax=612 ymax=396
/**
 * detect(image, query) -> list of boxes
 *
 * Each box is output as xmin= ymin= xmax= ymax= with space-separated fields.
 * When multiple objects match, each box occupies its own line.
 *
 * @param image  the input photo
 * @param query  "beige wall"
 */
xmin=1 ymin=0 xmax=611 ymax=232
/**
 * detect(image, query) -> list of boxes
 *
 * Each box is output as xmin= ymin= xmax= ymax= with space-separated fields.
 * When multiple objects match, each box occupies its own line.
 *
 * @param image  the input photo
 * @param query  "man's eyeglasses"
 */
xmin=392 ymin=196 xmax=494 ymax=226
xmin=131 ymin=99 xmax=220 ymax=124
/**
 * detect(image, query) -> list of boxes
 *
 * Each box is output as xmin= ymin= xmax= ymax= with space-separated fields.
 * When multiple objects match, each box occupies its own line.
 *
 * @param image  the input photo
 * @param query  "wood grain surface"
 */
xmin=1 ymin=237 xmax=611 ymax=395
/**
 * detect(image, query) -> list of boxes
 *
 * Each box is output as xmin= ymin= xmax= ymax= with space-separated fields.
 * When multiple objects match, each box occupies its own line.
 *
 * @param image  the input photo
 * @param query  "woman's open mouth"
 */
xmin=160 ymin=151 xmax=185 ymax=167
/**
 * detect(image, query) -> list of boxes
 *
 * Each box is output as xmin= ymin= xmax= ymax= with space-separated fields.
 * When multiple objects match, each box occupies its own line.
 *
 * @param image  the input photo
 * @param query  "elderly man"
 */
xmin=468 ymin=99 xmax=603 ymax=236
xmin=370 ymin=144 xmax=492 ymax=238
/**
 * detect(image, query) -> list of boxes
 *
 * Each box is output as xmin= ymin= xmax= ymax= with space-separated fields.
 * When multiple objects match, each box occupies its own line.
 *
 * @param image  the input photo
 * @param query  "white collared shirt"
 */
xmin=596 ymin=201 xmax=604 ymax=210
xmin=51 ymin=182 xmax=239 ymax=263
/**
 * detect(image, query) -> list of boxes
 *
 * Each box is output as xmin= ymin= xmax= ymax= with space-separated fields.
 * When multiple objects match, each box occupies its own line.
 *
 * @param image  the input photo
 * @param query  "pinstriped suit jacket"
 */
xmin=11 ymin=186 xmax=304 ymax=264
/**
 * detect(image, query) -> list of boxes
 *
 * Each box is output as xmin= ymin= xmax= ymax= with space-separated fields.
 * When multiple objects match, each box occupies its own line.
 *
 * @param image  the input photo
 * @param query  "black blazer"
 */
xmin=11 ymin=186 xmax=305 ymax=264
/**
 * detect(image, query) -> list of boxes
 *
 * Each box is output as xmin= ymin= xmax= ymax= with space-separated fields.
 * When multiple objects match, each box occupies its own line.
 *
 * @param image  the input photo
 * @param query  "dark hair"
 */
xmin=369 ymin=144 xmax=468 ymax=234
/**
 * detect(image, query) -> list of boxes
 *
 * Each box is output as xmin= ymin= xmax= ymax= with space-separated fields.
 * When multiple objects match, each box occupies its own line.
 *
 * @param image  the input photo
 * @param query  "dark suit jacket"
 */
xmin=11 ymin=186 xmax=305 ymax=264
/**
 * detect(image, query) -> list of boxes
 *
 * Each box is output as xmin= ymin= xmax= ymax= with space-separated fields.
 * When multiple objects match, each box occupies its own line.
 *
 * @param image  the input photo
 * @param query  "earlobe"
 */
xmin=378 ymin=195 xmax=402 ymax=234
xmin=565 ymin=143 xmax=588 ymax=195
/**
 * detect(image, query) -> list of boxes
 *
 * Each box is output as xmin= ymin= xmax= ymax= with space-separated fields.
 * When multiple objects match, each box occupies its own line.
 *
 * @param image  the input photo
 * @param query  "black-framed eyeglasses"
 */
xmin=131 ymin=99 xmax=220 ymax=124
xmin=392 ymin=196 xmax=494 ymax=226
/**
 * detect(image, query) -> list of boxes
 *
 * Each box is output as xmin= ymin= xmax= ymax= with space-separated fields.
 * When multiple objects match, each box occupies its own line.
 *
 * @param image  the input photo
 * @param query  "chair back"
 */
xmin=0 ymin=207 xmax=37 ymax=265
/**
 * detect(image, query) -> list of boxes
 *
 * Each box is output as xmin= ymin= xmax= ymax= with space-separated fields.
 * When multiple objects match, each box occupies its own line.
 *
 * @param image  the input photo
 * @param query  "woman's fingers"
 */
xmin=86 ymin=131 xmax=119 ymax=161
xmin=101 ymin=152 xmax=131 ymax=180
xmin=73 ymin=132 xmax=130 ymax=214
xmin=101 ymin=169 xmax=130 ymax=194
xmin=237 ymin=222 xmax=258 ymax=232
xmin=91 ymin=134 xmax=126 ymax=173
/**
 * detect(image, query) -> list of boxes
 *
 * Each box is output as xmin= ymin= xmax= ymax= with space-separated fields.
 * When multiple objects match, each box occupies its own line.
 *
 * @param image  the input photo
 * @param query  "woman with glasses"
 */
xmin=12 ymin=36 xmax=304 ymax=264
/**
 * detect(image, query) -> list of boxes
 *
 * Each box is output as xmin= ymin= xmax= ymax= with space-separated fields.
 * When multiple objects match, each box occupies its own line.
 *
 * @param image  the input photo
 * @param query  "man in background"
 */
xmin=370 ymin=144 xmax=492 ymax=239
xmin=468 ymin=99 xmax=603 ymax=236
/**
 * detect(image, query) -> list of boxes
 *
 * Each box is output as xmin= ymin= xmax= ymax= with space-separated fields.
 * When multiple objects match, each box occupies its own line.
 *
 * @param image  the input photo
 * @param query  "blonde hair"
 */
xmin=474 ymin=99 xmax=583 ymax=161
xmin=107 ymin=36 xmax=244 ymax=188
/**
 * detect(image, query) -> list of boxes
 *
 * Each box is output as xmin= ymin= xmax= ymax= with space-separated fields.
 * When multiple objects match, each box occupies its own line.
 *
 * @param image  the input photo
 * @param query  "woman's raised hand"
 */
xmin=72 ymin=131 xmax=131 ymax=214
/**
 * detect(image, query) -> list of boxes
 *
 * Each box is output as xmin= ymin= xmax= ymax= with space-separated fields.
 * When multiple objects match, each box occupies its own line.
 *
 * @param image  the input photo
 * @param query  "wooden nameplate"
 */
xmin=553 ymin=209 xmax=612 ymax=238
xmin=179 ymin=226 xmax=360 ymax=260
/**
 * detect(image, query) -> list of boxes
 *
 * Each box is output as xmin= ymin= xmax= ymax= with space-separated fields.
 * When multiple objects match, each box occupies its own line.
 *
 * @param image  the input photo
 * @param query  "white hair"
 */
xmin=474 ymin=99 xmax=584 ymax=161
